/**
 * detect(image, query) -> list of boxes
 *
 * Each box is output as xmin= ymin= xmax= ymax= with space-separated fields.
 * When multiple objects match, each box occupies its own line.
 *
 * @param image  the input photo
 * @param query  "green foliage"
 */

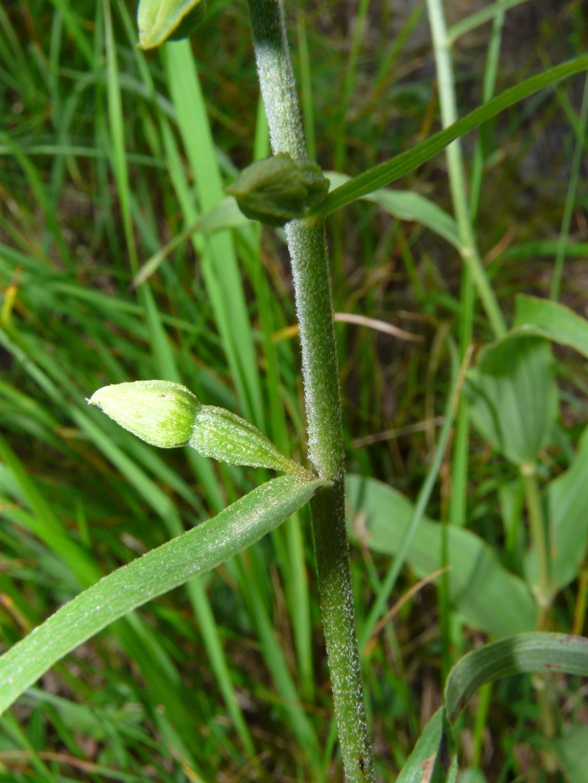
xmin=1 ymin=0 xmax=588 ymax=779
xmin=548 ymin=426 xmax=588 ymax=590
xmin=0 ymin=473 xmax=325 ymax=716
xmin=138 ymin=0 xmax=207 ymax=49
xmin=465 ymin=333 xmax=559 ymax=468
xmin=444 ymin=632 xmax=588 ymax=722
xmin=515 ymin=294 xmax=588 ymax=358
xmin=348 ymin=475 xmax=538 ymax=637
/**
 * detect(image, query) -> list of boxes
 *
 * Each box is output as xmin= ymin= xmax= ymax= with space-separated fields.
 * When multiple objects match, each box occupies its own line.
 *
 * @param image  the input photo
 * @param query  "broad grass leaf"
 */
xmin=444 ymin=632 xmax=588 ymax=722
xmin=465 ymin=331 xmax=559 ymax=468
xmin=347 ymin=476 xmax=537 ymax=638
xmin=0 ymin=475 xmax=326 ymax=716
xmin=548 ymin=426 xmax=588 ymax=590
xmin=514 ymin=294 xmax=588 ymax=359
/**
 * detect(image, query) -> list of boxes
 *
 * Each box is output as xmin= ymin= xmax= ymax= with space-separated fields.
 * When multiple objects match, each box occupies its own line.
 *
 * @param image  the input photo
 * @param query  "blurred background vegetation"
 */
xmin=1 ymin=0 xmax=587 ymax=780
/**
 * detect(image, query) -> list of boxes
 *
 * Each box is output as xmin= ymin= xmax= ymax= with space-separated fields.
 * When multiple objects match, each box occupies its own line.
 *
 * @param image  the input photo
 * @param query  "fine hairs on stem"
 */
xmin=246 ymin=0 xmax=375 ymax=779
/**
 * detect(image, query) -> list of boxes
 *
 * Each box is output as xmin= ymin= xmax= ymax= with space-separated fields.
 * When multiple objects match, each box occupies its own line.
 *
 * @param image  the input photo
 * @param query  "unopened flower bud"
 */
xmin=89 ymin=380 xmax=199 ymax=449
xmin=89 ymin=380 xmax=311 ymax=478
xmin=226 ymin=153 xmax=330 ymax=227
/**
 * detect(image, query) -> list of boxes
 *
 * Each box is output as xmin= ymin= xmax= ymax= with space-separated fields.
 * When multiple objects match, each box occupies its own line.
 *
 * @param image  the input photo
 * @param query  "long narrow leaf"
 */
xmin=316 ymin=54 xmax=588 ymax=217
xmin=0 ymin=475 xmax=325 ymax=716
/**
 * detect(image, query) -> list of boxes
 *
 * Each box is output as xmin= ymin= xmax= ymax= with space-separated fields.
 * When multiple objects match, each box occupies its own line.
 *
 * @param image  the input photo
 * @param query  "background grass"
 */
xmin=1 ymin=0 xmax=588 ymax=780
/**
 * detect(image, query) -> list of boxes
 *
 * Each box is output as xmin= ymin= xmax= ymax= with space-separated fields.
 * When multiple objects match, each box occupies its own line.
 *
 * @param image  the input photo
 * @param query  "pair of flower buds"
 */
xmin=89 ymin=381 xmax=309 ymax=478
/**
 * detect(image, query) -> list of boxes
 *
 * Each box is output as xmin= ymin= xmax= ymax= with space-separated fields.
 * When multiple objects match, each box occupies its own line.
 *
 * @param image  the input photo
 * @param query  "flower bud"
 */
xmin=89 ymin=380 xmax=310 ymax=478
xmin=89 ymin=380 xmax=199 ymax=449
xmin=225 ymin=153 xmax=330 ymax=227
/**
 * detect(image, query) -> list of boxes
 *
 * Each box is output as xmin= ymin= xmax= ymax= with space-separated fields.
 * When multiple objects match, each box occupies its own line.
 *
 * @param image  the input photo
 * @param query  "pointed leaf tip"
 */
xmin=138 ymin=0 xmax=207 ymax=49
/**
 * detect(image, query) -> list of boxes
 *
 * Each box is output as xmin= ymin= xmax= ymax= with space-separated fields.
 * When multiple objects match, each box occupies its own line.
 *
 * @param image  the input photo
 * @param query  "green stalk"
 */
xmin=425 ymin=0 xmax=506 ymax=341
xmin=246 ymin=1 xmax=374 ymax=779
xmin=550 ymin=73 xmax=588 ymax=301
xmin=522 ymin=467 xmax=551 ymax=617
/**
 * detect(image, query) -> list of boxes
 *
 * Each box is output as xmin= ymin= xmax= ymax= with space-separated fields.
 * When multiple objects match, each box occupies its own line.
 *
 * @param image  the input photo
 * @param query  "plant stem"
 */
xmin=522 ymin=467 xmax=551 ymax=618
xmin=246 ymin=0 xmax=375 ymax=780
xmin=550 ymin=73 xmax=588 ymax=301
xmin=426 ymin=0 xmax=507 ymax=341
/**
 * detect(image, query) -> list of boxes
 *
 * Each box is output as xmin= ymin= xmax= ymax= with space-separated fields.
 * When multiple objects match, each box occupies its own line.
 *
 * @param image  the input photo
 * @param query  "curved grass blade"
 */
xmin=131 ymin=197 xmax=248 ymax=289
xmin=0 ymin=475 xmax=326 ymax=716
xmin=316 ymin=54 xmax=588 ymax=217
xmin=445 ymin=632 xmax=588 ymax=722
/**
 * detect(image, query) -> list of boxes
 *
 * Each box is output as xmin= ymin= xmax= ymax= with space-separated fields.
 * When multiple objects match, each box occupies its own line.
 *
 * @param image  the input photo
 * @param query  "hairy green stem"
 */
xmin=246 ymin=0 xmax=375 ymax=779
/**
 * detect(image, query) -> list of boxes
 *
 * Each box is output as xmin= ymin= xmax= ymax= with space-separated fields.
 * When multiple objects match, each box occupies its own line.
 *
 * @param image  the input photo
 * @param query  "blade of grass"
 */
xmin=447 ymin=0 xmax=530 ymax=44
xmin=163 ymin=40 xmax=264 ymax=430
xmin=550 ymin=73 xmax=588 ymax=301
xmin=316 ymin=53 xmax=588 ymax=218
xmin=359 ymin=339 xmax=462 ymax=653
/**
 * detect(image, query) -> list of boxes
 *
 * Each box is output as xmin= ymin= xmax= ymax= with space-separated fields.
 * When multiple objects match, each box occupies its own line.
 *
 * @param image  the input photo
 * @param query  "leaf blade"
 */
xmin=514 ymin=295 xmax=588 ymax=359
xmin=347 ymin=475 xmax=537 ymax=638
xmin=316 ymin=54 xmax=588 ymax=217
xmin=0 ymin=475 xmax=326 ymax=716
xmin=445 ymin=632 xmax=588 ymax=723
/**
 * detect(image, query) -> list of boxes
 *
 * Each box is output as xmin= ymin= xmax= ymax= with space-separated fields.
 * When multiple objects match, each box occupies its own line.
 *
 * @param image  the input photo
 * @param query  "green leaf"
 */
xmin=458 ymin=770 xmax=488 ymax=783
xmin=0 ymin=474 xmax=326 ymax=717
xmin=188 ymin=405 xmax=308 ymax=476
xmin=131 ymin=197 xmax=249 ymax=289
xmin=447 ymin=0 xmax=530 ymax=43
xmin=315 ymin=54 xmax=588 ymax=217
xmin=444 ymin=632 xmax=588 ymax=723
xmin=138 ymin=0 xmax=206 ymax=49
xmin=89 ymin=381 xmax=307 ymax=476
xmin=347 ymin=476 xmax=537 ymax=638
xmin=549 ymin=726 xmax=588 ymax=783
xmin=396 ymin=708 xmax=458 ymax=783
xmin=326 ymin=172 xmax=460 ymax=250
xmin=548 ymin=426 xmax=588 ymax=590
xmin=465 ymin=331 xmax=559 ymax=468
xmin=514 ymin=295 xmax=588 ymax=359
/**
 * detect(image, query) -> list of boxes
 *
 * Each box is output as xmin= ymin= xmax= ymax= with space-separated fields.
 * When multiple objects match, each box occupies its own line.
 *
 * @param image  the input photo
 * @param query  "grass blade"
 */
xmin=317 ymin=54 xmax=588 ymax=217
